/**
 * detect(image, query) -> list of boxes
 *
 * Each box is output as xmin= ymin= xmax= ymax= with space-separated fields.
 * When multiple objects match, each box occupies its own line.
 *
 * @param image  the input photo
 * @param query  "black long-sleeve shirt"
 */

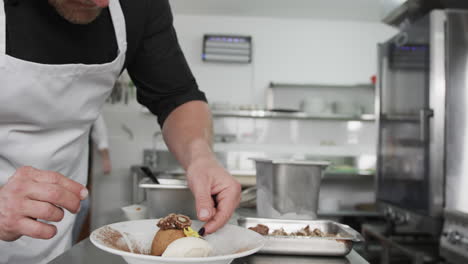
xmin=4 ymin=0 xmax=206 ymax=126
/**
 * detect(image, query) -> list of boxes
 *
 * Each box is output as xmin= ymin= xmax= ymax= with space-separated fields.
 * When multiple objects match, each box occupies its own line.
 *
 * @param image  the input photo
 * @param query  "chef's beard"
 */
xmin=48 ymin=0 xmax=103 ymax=25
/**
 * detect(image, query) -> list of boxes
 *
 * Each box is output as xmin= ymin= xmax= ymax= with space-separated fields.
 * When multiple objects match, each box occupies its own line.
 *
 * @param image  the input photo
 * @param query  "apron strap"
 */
xmin=108 ymin=0 xmax=127 ymax=56
xmin=0 ymin=1 xmax=6 ymax=58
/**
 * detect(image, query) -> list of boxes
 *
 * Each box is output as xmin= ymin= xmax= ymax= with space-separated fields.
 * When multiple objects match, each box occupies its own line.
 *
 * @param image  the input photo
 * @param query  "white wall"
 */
xmin=169 ymin=0 xmax=382 ymax=22
xmin=173 ymin=15 xmax=397 ymax=105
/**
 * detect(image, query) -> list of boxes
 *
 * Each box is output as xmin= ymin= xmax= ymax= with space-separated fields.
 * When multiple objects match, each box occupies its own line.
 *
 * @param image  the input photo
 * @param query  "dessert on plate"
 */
xmin=151 ymin=213 xmax=213 ymax=257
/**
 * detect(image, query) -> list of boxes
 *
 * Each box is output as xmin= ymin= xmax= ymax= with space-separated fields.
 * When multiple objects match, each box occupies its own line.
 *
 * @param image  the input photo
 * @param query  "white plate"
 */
xmin=91 ymin=219 xmax=265 ymax=264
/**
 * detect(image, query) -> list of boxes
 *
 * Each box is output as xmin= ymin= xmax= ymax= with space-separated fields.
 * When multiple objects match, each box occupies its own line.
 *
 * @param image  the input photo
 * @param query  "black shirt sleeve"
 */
xmin=126 ymin=0 xmax=207 ymax=127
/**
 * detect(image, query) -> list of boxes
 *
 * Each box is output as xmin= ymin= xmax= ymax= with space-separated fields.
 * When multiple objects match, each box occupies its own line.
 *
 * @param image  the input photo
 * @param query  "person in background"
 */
xmin=72 ymin=114 xmax=112 ymax=244
xmin=0 ymin=0 xmax=241 ymax=263
xmin=90 ymin=114 xmax=112 ymax=175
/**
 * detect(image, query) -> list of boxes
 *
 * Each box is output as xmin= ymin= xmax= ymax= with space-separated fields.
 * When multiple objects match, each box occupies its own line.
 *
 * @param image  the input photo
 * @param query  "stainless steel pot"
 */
xmin=138 ymin=178 xmax=197 ymax=219
xmin=253 ymin=158 xmax=329 ymax=219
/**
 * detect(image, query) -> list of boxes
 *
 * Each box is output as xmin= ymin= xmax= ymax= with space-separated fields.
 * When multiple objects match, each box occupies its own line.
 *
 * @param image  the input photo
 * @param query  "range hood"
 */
xmin=381 ymin=0 xmax=468 ymax=28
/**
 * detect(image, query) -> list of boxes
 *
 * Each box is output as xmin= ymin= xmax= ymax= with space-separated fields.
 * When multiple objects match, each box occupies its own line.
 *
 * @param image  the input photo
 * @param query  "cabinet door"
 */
xmin=376 ymin=15 xmax=431 ymax=214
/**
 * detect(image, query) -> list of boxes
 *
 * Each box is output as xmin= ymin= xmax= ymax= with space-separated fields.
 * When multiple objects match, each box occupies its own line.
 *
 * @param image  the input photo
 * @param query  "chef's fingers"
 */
xmin=203 ymin=185 xmax=241 ymax=234
xmin=190 ymin=180 xmax=215 ymax=221
xmin=30 ymin=169 xmax=88 ymax=200
xmin=26 ymin=182 xmax=81 ymax=214
xmin=17 ymin=217 xmax=57 ymax=240
xmin=20 ymin=200 xmax=65 ymax=222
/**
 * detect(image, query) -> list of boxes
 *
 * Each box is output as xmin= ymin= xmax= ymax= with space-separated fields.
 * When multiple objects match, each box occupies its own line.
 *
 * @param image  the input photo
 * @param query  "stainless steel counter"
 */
xmin=49 ymin=238 xmax=369 ymax=264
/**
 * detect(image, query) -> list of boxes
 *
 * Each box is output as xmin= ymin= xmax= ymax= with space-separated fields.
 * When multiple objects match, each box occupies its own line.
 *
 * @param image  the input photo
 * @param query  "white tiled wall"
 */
xmin=211 ymin=115 xmax=378 ymax=211
xmin=214 ymin=117 xmax=376 ymax=152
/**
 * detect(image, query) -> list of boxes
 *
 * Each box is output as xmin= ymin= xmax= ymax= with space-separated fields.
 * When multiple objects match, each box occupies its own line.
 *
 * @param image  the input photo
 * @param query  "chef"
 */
xmin=0 ymin=0 xmax=241 ymax=263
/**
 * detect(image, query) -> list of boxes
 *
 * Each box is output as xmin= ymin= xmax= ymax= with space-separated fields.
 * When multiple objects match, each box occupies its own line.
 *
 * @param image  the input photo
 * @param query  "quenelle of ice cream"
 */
xmin=162 ymin=237 xmax=214 ymax=258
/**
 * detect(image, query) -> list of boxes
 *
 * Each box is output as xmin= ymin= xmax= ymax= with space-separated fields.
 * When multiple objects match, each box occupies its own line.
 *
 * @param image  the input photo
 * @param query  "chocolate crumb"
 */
xmin=249 ymin=224 xmax=269 ymax=235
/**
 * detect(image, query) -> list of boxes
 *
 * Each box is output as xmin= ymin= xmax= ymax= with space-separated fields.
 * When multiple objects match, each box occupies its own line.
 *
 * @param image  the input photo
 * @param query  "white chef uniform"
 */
xmin=0 ymin=0 xmax=127 ymax=263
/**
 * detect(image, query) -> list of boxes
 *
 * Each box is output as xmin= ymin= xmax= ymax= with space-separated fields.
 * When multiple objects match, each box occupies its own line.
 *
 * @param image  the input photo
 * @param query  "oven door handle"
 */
xmin=419 ymin=108 xmax=434 ymax=142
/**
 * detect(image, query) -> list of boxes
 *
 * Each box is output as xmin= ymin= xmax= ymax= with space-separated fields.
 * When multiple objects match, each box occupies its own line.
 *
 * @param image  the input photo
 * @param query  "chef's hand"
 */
xmin=0 ymin=166 xmax=88 ymax=241
xmin=187 ymin=156 xmax=241 ymax=234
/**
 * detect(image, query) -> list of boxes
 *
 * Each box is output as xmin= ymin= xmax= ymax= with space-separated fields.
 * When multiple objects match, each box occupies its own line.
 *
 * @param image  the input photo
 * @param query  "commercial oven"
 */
xmin=376 ymin=9 xmax=468 ymax=239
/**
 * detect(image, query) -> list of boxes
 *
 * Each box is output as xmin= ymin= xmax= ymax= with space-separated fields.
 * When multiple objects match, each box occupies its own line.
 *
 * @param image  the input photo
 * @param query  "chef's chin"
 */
xmin=49 ymin=0 xmax=103 ymax=25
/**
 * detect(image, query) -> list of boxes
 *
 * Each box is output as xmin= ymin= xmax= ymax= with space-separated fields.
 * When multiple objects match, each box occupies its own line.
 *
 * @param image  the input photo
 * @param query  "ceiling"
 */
xmin=169 ymin=0 xmax=384 ymax=22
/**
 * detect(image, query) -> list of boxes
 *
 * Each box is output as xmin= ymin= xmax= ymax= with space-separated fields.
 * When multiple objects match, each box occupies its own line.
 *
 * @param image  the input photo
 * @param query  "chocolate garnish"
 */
xmin=157 ymin=214 xmax=192 ymax=230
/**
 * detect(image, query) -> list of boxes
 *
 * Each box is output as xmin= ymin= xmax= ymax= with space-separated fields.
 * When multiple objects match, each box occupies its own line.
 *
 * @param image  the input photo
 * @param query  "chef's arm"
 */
xmin=162 ymin=101 xmax=213 ymax=166
xmin=162 ymin=101 xmax=241 ymax=233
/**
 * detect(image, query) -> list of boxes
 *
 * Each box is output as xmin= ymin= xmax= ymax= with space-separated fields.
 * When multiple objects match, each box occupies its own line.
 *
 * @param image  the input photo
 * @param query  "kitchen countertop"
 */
xmin=49 ymin=238 xmax=369 ymax=264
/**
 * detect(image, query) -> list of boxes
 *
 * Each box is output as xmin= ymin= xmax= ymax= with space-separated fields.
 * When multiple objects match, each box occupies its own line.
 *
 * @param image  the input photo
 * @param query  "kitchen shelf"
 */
xmin=153 ymin=169 xmax=373 ymax=188
xmin=212 ymin=109 xmax=375 ymax=122
xmin=269 ymin=82 xmax=374 ymax=90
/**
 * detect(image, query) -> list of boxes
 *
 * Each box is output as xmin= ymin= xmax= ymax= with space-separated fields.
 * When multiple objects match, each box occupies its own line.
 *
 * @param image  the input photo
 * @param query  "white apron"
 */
xmin=0 ymin=0 xmax=126 ymax=263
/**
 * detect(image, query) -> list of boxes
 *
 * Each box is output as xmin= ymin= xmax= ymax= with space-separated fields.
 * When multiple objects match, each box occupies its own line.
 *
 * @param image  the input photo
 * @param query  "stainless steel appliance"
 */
xmin=376 ymin=9 xmax=468 ymax=238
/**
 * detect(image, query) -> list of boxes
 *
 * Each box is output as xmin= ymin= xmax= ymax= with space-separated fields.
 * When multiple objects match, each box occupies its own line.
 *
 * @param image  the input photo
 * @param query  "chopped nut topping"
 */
xmin=157 ymin=214 xmax=192 ymax=230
